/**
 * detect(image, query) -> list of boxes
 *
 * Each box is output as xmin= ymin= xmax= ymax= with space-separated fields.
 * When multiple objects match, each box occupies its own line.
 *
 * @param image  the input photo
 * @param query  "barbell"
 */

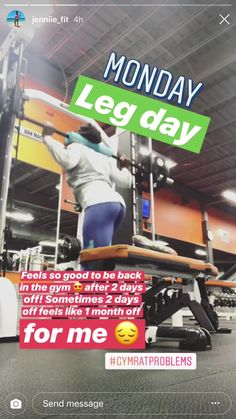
xmin=21 ymin=114 xmax=141 ymax=170
xmin=58 ymin=235 xmax=81 ymax=262
xmin=20 ymin=114 xmax=173 ymax=191
xmin=136 ymin=155 xmax=171 ymax=192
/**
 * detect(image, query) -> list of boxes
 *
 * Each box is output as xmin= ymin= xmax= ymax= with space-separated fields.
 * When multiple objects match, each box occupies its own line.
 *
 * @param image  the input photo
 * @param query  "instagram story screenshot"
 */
xmin=0 ymin=0 xmax=235 ymax=418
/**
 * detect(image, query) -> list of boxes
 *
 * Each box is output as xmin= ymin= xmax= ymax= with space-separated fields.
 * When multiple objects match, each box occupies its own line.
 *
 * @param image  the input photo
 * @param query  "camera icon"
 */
xmin=10 ymin=399 xmax=22 ymax=409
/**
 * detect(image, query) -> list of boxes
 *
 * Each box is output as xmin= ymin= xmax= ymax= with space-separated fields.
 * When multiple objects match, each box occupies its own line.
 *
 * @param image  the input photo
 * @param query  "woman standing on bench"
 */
xmin=42 ymin=122 xmax=132 ymax=250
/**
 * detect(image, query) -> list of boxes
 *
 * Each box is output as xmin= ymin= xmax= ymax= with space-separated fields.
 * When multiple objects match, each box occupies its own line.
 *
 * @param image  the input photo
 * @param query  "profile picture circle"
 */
xmin=7 ymin=10 xmax=25 ymax=28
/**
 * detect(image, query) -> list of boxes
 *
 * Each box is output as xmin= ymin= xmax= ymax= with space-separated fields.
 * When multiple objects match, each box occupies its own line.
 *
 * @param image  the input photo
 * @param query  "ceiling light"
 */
xmin=195 ymin=249 xmax=207 ymax=256
xmin=6 ymin=211 xmax=34 ymax=222
xmin=222 ymin=190 xmax=236 ymax=203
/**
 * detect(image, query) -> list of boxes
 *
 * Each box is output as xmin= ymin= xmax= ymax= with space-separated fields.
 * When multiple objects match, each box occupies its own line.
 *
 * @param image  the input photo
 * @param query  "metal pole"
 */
xmin=202 ymin=207 xmax=214 ymax=264
xmin=23 ymin=115 xmax=68 ymax=138
xmin=148 ymin=137 xmax=156 ymax=242
xmin=54 ymin=174 xmax=63 ymax=266
xmin=131 ymin=133 xmax=137 ymax=236
xmin=0 ymin=41 xmax=24 ymax=253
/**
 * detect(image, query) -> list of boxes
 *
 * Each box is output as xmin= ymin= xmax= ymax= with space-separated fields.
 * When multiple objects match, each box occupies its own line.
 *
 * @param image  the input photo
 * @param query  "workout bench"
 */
xmin=80 ymin=245 xmax=219 ymax=336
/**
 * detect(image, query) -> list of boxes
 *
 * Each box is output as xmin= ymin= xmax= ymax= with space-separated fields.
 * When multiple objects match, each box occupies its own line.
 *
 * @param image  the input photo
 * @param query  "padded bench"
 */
xmin=80 ymin=244 xmax=218 ymax=279
xmin=206 ymin=280 xmax=236 ymax=288
xmin=80 ymin=244 xmax=221 ymax=333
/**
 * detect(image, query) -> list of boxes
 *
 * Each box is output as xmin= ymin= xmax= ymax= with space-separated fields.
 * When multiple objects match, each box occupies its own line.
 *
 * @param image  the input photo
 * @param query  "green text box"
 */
xmin=69 ymin=76 xmax=211 ymax=153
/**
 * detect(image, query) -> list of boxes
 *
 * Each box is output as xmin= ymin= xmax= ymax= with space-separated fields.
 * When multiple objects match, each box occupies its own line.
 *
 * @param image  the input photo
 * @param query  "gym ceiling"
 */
xmin=0 ymin=0 xmax=235 ymax=248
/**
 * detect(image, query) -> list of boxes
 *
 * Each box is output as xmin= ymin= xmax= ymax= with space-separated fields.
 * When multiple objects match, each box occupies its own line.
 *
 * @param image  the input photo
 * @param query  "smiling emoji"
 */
xmin=115 ymin=321 xmax=138 ymax=345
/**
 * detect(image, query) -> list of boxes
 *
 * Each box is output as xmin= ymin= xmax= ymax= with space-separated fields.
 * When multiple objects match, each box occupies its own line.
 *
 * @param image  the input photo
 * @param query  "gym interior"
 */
xmin=0 ymin=1 xmax=236 ymax=418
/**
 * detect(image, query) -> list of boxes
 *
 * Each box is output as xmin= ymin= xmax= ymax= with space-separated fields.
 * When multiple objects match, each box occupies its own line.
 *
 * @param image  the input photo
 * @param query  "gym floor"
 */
xmin=0 ymin=319 xmax=235 ymax=419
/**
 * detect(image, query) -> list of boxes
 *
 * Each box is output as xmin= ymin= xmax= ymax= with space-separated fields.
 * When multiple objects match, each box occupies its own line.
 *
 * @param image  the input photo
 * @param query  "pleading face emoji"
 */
xmin=114 ymin=321 xmax=138 ymax=345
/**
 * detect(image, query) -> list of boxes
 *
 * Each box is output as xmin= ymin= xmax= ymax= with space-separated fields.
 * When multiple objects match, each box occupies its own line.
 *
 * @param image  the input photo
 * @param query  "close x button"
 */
xmin=219 ymin=13 xmax=231 ymax=25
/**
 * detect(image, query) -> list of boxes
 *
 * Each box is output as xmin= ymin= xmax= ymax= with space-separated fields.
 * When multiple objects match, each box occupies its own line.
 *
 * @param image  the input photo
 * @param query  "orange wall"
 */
xmin=15 ymin=78 xmax=80 ymax=213
xmin=14 ymin=78 xmax=84 ymax=173
xmin=208 ymin=208 xmax=236 ymax=254
xmin=144 ymin=189 xmax=236 ymax=254
xmin=24 ymin=78 xmax=67 ymax=102
xmin=149 ymin=189 xmax=204 ymax=245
